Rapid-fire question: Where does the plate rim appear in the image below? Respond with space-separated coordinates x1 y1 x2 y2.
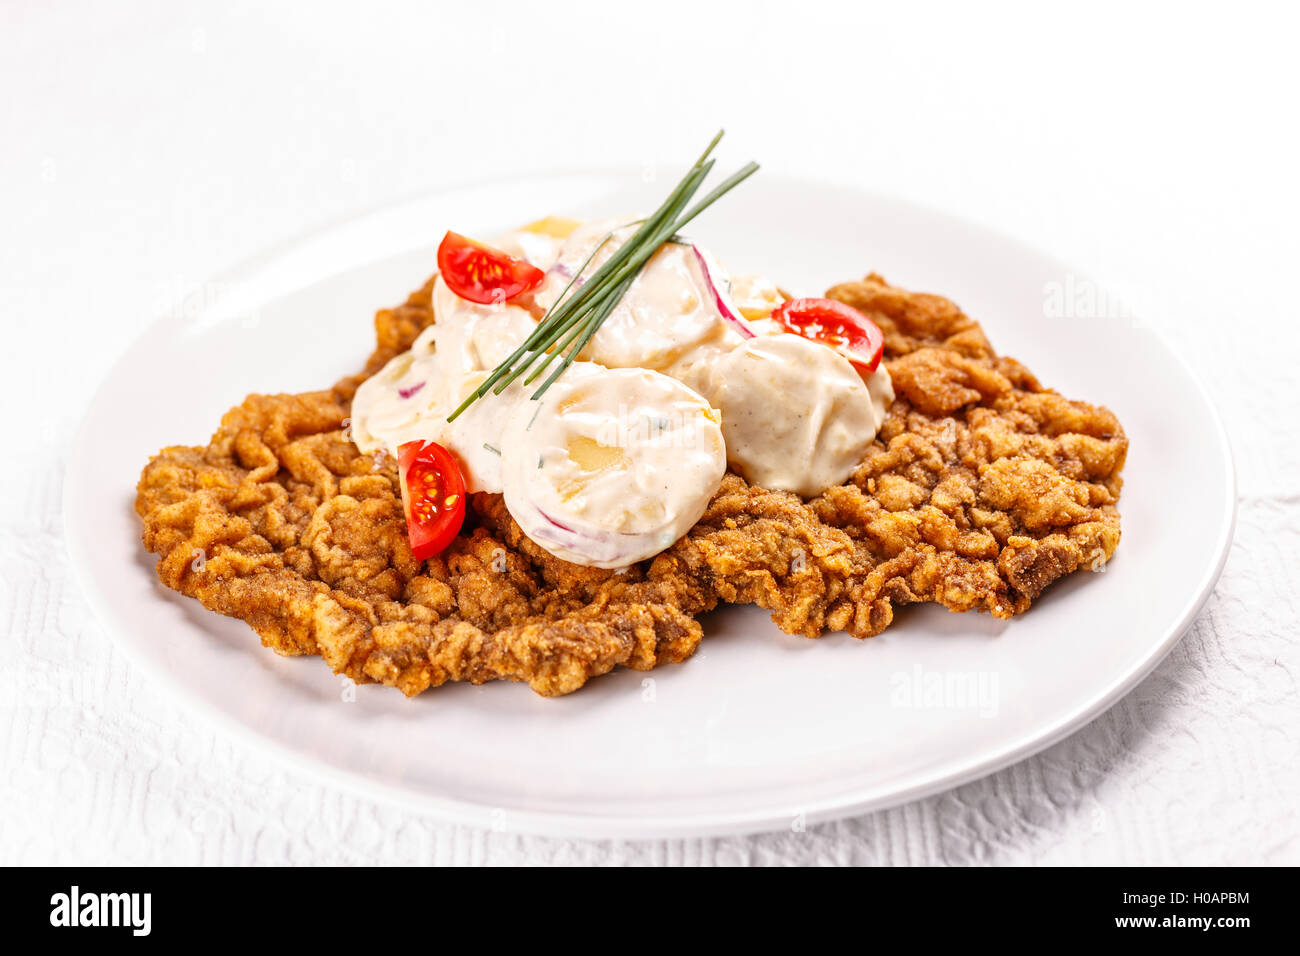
62 168 1238 840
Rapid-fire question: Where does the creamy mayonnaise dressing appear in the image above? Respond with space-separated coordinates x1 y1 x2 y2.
531 218 738 372
347 327 440 455
349 218 895 567
501 367 726 568
705 334 894 497
350 236 554 490
430 278 539 373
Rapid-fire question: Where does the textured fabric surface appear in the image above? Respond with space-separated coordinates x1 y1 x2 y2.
3 2 1297 865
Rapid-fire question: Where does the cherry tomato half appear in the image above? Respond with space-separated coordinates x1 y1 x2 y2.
771 297 885 375
436 231 545 305
396 440 467 560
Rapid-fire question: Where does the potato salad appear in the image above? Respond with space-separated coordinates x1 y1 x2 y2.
350 216 893 567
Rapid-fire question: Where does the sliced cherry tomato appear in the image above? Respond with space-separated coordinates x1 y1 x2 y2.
771 297 885 375
436 231 545 305
396 440 467 560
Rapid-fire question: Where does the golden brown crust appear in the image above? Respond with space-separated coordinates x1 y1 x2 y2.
135 272 1126 696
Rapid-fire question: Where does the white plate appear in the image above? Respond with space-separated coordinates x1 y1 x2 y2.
64 170 1235 839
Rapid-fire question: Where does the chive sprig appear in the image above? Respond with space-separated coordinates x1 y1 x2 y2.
445 130 757 422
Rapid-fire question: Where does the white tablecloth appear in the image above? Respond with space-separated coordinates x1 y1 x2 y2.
3 1 1296 865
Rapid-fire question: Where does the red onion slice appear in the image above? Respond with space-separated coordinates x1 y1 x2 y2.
538 508 577 534
690 244 755 339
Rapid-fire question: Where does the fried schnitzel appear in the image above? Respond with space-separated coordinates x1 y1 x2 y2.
135 272 1126 696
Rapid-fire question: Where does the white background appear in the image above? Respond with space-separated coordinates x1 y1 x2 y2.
3 0 1297 864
